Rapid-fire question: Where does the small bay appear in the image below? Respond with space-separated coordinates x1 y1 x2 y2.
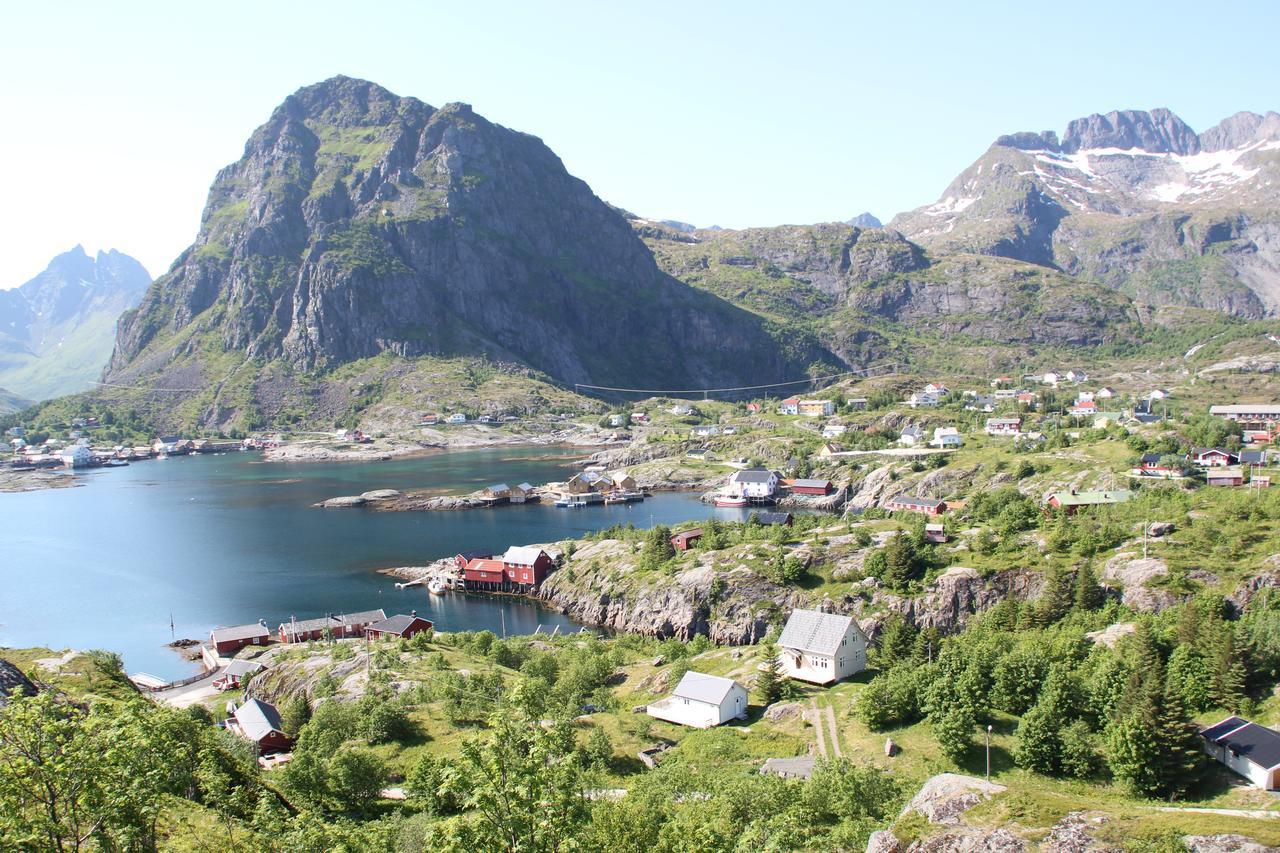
0 446 748 679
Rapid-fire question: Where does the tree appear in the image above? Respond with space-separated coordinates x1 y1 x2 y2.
459 710 590 850
993 644 1049 715
327 746 386 814
877 615 916 668
932 703 974 763
583 725 613 770
1209 630 1247 712
1059 720 1099 779
1036 563 1075 625
755 644 783 706
280 695 311 739
640 525 676 569
882 532 918 590
1073 562 1103 611
406 753 465 816
1014 702 1062 774
1165 645 1213 713
358 699 413 744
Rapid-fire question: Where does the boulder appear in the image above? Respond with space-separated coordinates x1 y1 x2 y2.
360 489 401 500
885 737 898 757
1085 622 1136 648
763 701 803 722
913 827 1026 852
865 830 902 853
902 773 1007 826
320 495 366 508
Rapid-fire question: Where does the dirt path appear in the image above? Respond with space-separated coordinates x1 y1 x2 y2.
808 700 828 759
1151 806 1279 819
823 704 843 759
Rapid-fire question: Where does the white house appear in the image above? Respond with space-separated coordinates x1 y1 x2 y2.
446 413 467 424
1199 716 1280 790
906 392 940 409
646 671 748 728
923 383 948 396
1096 387 1116 399
777 609 868 685
1066 369 1088 383
778 397 800 416
985 416 1022 437
1042 371 1062 386
608 414 624 427
928 427 963 448
1147 389 1169 401
728 468 778 499
898 424 925 447
59 445 93 468
670 404 693 416
821 422 847 439
690 425 720 438
1076 390 1095 403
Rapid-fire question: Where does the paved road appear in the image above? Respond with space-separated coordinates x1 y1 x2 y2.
151 667 223 708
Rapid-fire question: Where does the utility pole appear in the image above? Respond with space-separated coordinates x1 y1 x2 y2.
986 725 993 780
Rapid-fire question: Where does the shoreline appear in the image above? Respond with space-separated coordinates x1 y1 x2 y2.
263 424 622 464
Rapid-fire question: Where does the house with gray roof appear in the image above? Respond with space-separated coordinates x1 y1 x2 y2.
228 698 291 753
646 671 748 728
777 608 868 685
1200 716 1280 790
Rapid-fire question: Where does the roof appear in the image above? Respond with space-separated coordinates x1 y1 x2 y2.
466 558 506 573
760 756 815 778
224 660 264 678
1048 490 1134 507
889 495 945 509
457 548 493 561
756 512 792 525
1210 405 1280 415
503 546 547 565
211 623 270 643
1193 447 1235 457
792 479 832 489
1200 716 1249 742
731 468 776 484
777 609 859 656
367 614 430 635
487 483 511 492
281 609 387 635
671 671 742 705
1240 450 1266 464
234 699 285 743
1208 720 1280 770
672 527 703 540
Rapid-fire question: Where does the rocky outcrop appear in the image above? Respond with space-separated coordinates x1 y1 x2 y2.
0 658 38 706
860 567 1044 636
1227 556 1280 615
902 773 1006 825
1102 554 1184 612
1182 835 1274 853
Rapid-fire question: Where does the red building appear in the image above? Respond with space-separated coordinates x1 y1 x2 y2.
464 558 507 588
501 546 553 587
210 622 271 655
277 609 385 644
789 478 833 496
454 549 492 571
884 496 947 516
365 613 433 639
229 699 291 753
671 528 703 551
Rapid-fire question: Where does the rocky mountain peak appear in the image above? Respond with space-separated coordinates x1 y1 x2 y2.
1059 108 1200 155
845 212 883 228
1199 110 1280 152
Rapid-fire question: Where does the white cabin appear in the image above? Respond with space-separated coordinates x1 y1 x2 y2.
1199 716 1280 790
777 609 868 685
728 468 778 499
646 671 748 729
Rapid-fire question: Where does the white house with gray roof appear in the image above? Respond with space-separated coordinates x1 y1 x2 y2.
777 609 868 685
727 468 778 499
646 671 748 728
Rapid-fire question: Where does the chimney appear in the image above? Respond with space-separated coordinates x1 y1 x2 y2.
411 609 417 617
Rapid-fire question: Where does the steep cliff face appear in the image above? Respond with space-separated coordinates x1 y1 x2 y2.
892 108 1280 316
107 77 834 412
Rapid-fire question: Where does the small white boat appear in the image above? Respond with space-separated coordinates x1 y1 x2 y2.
713 493 747 508
427 578 448 596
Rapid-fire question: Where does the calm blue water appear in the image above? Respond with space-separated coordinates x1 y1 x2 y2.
0 447 752 678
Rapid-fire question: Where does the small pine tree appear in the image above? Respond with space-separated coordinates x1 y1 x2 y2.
584 725 613 770
755 643 783 706
1152 681 1204 800
281 694 312 739
1210 630 1247 712
877 615 917 668
1036 563 1075 624
1059 720 1099 779
1073 562 1103 611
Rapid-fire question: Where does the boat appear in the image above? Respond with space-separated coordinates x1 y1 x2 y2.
713 493 747 508
427 578 448 596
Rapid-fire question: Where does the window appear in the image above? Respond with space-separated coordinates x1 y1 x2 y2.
839 657 845 668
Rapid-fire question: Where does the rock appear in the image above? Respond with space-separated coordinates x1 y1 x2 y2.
913 827 1026 852
1085 622 1136 648
1039 811 1103 853
359 489 401 500
1102 555 1181 612
865 567 1041 637
1147 521 1175 537
865 829 901 853
1182 835 1273 853
651 656 666 667
1227 558 1280 615
884 737 898 757
763 701 802 722
901 773 1007 826
320 495 367 508
729 650 742 659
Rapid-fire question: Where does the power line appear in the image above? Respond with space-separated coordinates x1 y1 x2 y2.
572 362 900 396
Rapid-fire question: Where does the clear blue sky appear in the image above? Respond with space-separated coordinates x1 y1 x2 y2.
2 0 1276 285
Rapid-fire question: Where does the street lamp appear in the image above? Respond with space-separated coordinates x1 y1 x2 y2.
986 724 993 780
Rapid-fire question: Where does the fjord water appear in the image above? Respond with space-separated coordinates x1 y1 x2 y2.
0 447 744 679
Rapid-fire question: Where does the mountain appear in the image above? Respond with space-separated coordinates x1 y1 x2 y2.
0 387 31 415
891 109 1280 316
0 246 150 400
106 77 834 428
640 221 1139 365
845 212 882 228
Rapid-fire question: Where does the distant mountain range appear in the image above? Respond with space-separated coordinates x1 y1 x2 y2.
890 109 1280 316
79 87 1279 430
0 246 150 401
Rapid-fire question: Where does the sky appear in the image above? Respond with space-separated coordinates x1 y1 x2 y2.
1 0 1277 286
